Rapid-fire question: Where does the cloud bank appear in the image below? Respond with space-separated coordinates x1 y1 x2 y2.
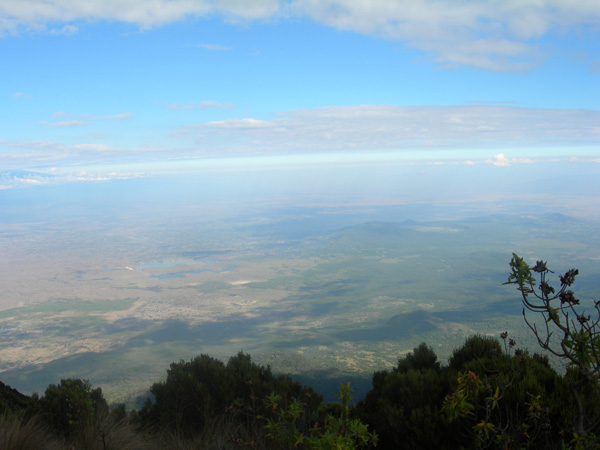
182 105 600 155
39 112 133 128
3 104 597 185
1 0 599 70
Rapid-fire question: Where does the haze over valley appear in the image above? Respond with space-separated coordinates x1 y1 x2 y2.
2 164 599 404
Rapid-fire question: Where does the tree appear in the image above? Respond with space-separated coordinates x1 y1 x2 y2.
355 343 456 449
30 378 108 439
139 352 321 439
397 342 441 373
505 253 600 449
442 334 569 449
262 383 378 450
447 335 502 371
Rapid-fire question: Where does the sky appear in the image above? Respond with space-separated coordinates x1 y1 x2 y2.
1 0 599 189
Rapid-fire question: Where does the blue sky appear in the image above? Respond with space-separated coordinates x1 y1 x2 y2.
1 1 599 188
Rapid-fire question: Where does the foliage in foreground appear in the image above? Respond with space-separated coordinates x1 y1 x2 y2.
260 382 378 449
505 254 600 449
0 414 63 450
0 336 589 450
137 351 322 440
355 336 575 449
1 253 599 449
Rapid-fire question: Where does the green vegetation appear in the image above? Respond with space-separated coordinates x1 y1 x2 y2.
354 342 455 449
190 280 230 293
260 382 378 449
504 254 600 449
1 253 599 448
0 335 594 449
0 380 28 414
0 298 136 318
441 335 570 449
4 214 600 404
138 351 321 439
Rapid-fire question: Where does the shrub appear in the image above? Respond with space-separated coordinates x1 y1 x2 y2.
0 413 63 450
30 378 108 439
139 351 321 439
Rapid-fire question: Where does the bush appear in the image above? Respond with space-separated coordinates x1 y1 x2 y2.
262 383 377 450
0 414 63 450
355 343 455 450
139 351 322 439
396 342 441 373
447 335 502 371
29 378 108 439
505 254 600 449
443 335 570 449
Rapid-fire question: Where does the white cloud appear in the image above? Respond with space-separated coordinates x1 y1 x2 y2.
167 101 234 110
3 105 600 179
41 112 132 126
87 132 108 139
1 1 599 70
0 168 145 189
71 170 144 181
486 153 535 166
12 92 24 98
204 118 276 129
291 0 600 70
72 143 114 151
181 105 600 155
167 103 195 110
50 24 78 35
0 139 160 184
21 178 43 184
73 113 133 121
0 0 279 31
197 43 232 51
43 120 91 128
488 153 511 166
198 101 234 109
94 113 133 121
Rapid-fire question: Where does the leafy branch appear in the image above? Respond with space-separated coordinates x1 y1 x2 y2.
505 254 600 449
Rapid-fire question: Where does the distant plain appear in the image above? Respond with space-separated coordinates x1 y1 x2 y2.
1 164 599 405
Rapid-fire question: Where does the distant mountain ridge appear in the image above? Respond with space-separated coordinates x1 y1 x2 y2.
334 212 581 230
